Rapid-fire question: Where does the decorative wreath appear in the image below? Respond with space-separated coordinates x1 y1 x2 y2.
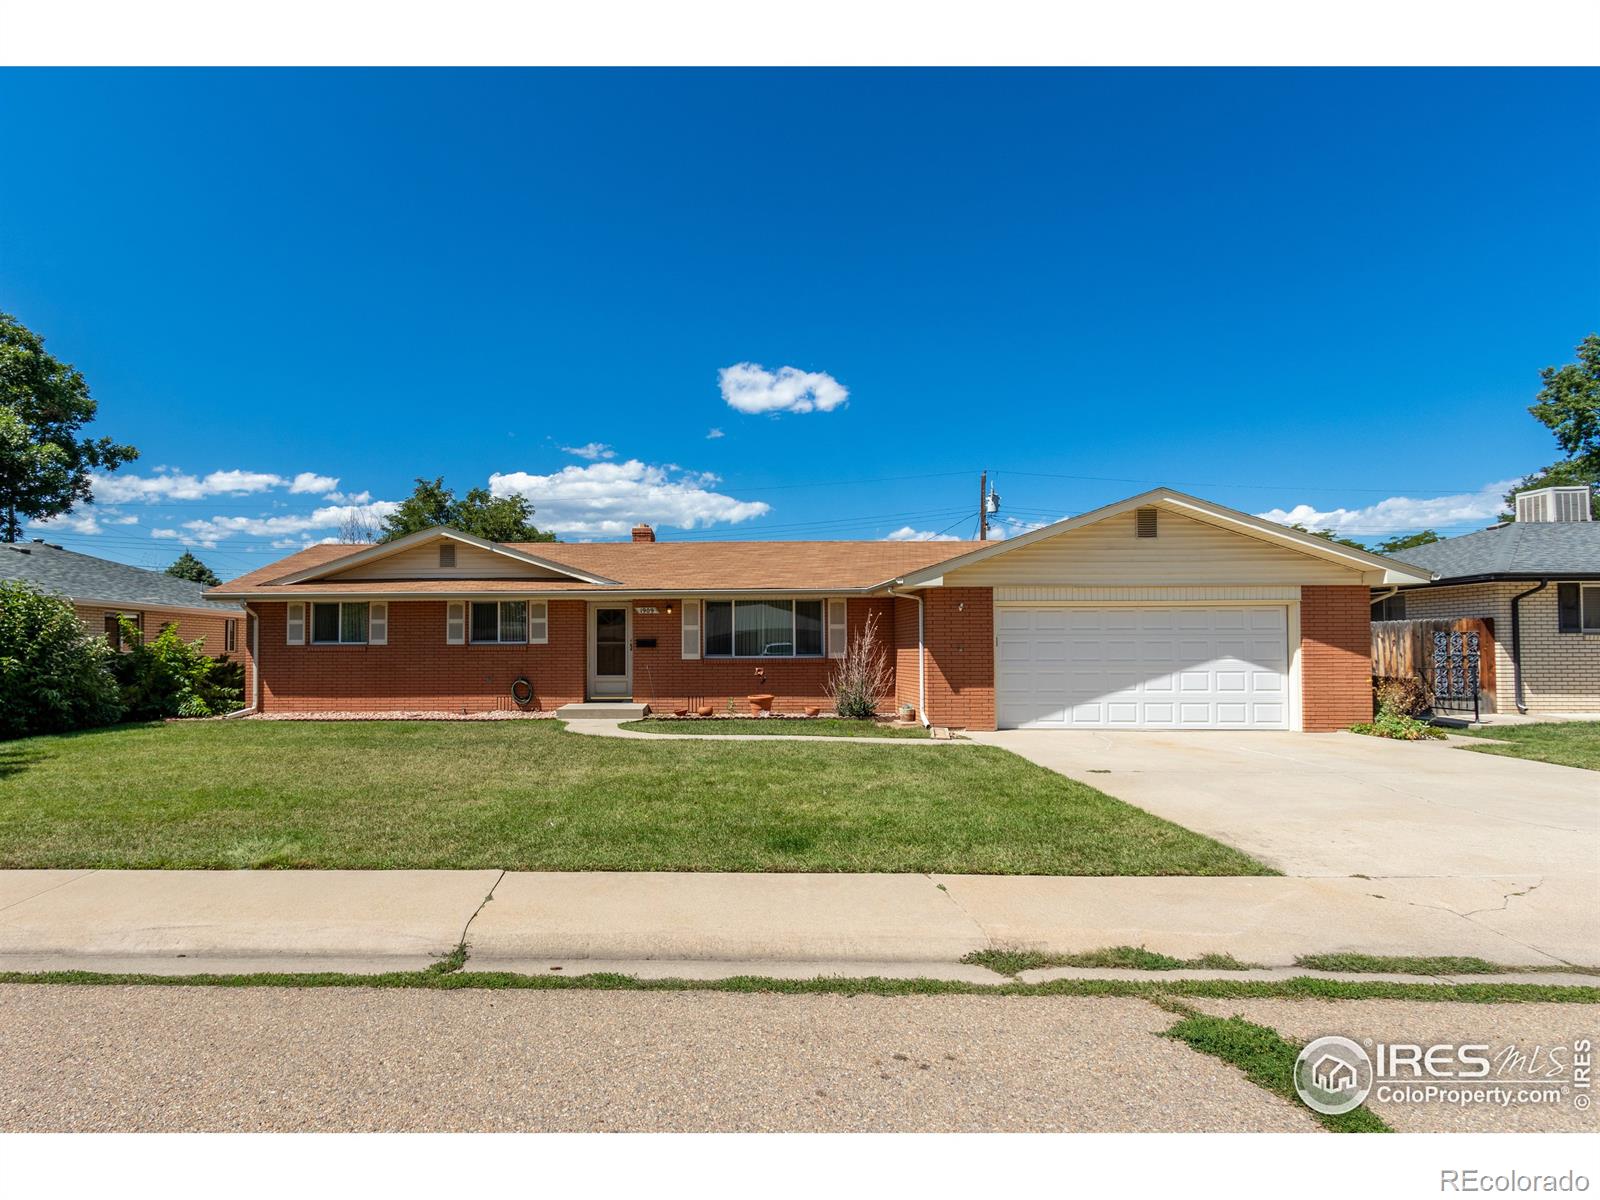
510 676 535 707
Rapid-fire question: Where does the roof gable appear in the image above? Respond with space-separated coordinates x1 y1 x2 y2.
892 489 1433 587
269 528 619 587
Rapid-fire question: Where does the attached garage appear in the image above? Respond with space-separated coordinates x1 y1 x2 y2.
995 604 1290 729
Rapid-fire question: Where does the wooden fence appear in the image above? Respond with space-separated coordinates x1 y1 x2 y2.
1371 617 1496 696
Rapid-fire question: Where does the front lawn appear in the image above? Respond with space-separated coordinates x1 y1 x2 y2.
620 718 930 738
0 721 1271 875
1453 721 1600 771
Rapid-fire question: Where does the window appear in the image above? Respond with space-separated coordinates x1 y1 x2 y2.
104 611 142 651
470 600 529 644
1584 585 1600 634
225 619 238 653
1372 592 1406 621
312 602 368 644
702 599 825 657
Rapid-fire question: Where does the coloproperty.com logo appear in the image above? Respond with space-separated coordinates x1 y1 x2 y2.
1293 1035 1593 1115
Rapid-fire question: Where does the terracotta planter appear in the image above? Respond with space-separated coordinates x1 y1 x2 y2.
673 708 688 717
804 706 821 718
747 693 775 714
696 705 714 717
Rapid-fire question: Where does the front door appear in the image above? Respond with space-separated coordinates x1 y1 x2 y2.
588 605 632 699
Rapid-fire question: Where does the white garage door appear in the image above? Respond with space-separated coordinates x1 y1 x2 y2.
996 606 1290 730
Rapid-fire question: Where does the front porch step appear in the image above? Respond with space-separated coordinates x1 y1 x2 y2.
555 702 650 721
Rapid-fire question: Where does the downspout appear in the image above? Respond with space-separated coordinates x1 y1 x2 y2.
1509 580 1548 714
885 586 931 727
224 603 261 718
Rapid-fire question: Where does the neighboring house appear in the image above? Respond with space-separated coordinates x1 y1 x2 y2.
1380 486 1600 715
1 538 249 664
209 487 1427 731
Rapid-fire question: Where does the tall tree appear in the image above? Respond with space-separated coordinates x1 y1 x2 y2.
164 551 221 588
1504 335 1600 521
1373 530 1440 554
1289 522 1368 551
378 477 555 543
0 311 138 541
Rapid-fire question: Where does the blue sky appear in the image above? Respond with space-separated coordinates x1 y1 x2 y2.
2 68 1596 577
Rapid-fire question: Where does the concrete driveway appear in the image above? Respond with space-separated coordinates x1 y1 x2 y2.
967 730 1598 880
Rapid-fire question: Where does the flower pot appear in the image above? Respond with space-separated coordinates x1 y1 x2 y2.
748 693 775 714
804 706 821 717
696 705 714 717
673 708 688 717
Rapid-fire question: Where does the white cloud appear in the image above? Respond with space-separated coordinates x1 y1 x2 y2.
289 472 340 494
1256 480 1517 536
154 501 400 549
93 468 347 503
27 508 140 536
489 459 770 537
886 526 961 542
561 442 616 461
706 428 724 439
324 490 371 504
719 363 848 415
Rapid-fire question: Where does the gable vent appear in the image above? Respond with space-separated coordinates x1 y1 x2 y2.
438 543 456 568
1135 507 1159 538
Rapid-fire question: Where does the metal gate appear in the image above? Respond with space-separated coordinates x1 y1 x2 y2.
1427 628 1481 721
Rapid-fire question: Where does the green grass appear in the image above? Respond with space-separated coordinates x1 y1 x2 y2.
1453 721 1600 771
0 720 1271 875
0 967 1592 1004
965 945 1262 976
1294 952 1600 977
619 718 930 738
1159 1005 1391 1132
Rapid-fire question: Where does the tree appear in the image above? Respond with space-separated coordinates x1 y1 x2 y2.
336 507 380 544
1503 335 1600 522
0 311 138 541
378 476 555 543
165 550 221 588
1529 333 1600 472
1373 530 1440 554
1288 522 1369 551
0 581 124 738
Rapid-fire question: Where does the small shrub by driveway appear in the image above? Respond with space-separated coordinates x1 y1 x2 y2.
1453 721 1600 771
619 718 930 738
0 720 1272 876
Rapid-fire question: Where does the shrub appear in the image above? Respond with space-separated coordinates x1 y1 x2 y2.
111 619 242 720
1373 675 1428 717
826 609 893 720
0 580 124 738
1351 701 1445 741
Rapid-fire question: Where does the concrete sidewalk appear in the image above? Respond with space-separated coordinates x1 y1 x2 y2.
1 868 1592 976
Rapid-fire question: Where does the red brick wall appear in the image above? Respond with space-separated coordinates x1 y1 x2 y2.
1300 584 1372 731
251 600 588 713
250 597 902 715
889 588 995 729
630 597 895 715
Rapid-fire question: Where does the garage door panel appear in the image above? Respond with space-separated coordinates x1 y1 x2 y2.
996 605 1289 730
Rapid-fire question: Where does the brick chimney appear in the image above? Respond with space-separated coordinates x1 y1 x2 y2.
631 524 656 543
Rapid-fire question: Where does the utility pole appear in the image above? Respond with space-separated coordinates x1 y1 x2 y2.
978 471 988 541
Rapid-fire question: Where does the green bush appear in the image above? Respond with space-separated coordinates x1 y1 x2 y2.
1351 701 1446 741
0 580 124 739
111 619 242 720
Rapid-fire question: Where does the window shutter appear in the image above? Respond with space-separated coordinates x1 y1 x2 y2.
446 600 465 645
1557 583 1581 633
528 600 548 644
368 602 388 645
827 598 848 658
681 599 700 659
286 602 305 645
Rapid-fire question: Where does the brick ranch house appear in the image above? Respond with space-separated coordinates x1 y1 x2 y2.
1 539 247 669
1378 485 1600 715
210 488 1430 731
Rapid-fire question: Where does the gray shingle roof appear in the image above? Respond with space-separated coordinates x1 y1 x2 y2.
1385 522 1600 581
0 541 244 612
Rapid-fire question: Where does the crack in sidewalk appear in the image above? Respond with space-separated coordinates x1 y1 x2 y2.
1366 876 1575 967
443 870 506 971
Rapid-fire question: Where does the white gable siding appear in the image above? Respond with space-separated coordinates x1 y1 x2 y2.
323 540 572 581
945 510 1364 587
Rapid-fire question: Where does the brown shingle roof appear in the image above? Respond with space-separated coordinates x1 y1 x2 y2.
212 538 979 596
